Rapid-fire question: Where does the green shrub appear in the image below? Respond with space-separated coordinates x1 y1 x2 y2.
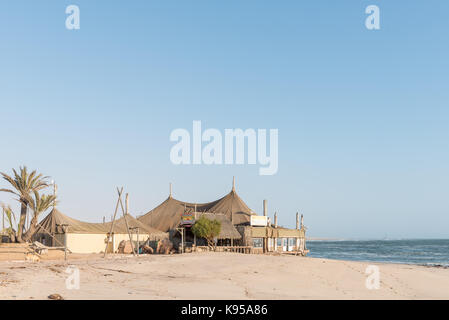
191 216 221 249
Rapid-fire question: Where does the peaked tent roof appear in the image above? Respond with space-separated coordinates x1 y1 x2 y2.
109 214 168 238
207 190 255 225
37 208 108 234
37 208 167 238
138 189 255 233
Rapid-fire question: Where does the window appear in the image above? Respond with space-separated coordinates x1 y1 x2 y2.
252 238 263 248
288 238 296 246
276 238 282 247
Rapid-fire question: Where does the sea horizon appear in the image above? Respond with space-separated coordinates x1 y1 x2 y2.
306 239 449 267
308 237 449 241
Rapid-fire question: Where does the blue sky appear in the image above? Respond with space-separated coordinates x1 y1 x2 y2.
0 1 448 239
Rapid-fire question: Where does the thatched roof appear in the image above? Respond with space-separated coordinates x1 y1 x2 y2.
37 208 167 239
37 208 108 234
111 215 167 239
197 213 241 240
138 189 255 232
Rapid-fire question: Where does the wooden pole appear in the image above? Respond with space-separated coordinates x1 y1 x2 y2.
296 212 299 230
103 187 123 258
118 192 136 256
176 227 184 254
230 211 234 247
64 231 67 261
35 222 72 253
53 183 58 209
126 193 129 214
137 227 139 255
263 200 267 252
61 224 69 261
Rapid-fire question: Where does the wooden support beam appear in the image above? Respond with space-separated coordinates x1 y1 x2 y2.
103 187 123 258
118 191 136 257
296 212 299 230
35 222 72 254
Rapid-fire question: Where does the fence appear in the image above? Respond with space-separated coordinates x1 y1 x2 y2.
195 245 252 254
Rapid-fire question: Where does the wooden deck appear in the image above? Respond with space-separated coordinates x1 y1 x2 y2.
194 246 253 254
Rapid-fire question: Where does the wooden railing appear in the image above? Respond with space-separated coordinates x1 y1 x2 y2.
195 246 252 254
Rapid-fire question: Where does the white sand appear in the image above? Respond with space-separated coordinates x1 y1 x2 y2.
0 252 448 300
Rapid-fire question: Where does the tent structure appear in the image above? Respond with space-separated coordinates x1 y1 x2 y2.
34 208 167 254
138 181 255 233
37 208 109 234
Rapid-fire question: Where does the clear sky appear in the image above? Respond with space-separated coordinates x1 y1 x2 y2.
0 1 448 239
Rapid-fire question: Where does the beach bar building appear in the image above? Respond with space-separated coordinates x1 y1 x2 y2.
34 208 167 254
237 211 307 254
138 178 308 255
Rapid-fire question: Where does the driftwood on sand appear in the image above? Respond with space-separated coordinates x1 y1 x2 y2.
48 294 64 300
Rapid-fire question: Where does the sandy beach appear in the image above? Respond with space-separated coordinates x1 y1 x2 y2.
0 251 448 300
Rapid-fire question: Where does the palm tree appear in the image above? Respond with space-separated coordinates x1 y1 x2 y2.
1 203 17 242
22 191 57 242
0 166 49 242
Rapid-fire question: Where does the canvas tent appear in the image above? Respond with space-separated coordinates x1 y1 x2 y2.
137 179 307 255
34 208 167 254
138 187 255 233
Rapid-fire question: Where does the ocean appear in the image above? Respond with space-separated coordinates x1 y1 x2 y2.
306 239 449 267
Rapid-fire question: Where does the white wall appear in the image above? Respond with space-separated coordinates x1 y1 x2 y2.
66 233 150 254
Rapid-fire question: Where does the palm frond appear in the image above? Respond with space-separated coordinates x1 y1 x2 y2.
27 192 57 218
0 173 19 191
1 203 16 229
0 166 49 197
0 188 18 196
